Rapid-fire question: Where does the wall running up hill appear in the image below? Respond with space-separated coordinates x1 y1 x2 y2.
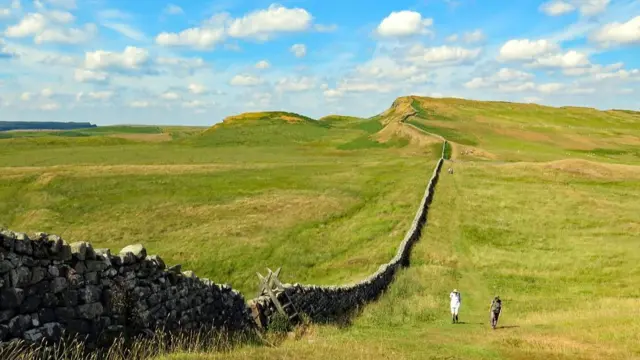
248 141 447 327
0 141 446 344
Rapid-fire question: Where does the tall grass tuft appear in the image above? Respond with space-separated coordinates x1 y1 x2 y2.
0 327 260 360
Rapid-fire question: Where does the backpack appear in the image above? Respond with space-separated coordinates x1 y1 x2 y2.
491 299 502 312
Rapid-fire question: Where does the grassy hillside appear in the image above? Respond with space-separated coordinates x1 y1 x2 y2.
1 98 639 359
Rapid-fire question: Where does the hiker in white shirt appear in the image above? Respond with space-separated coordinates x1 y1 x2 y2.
450 289 461 324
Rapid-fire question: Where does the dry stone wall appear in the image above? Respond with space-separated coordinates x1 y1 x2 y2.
0 233 253 346
249 141 447 326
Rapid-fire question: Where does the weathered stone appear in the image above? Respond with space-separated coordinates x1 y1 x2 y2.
69 242 88 261
1 230 15 251
0 324 8 341
78 286 101 304
31 267 46 285
48 265 60 278
14 233 33 255
0 288 24 309
86 260 108 272
77 302 103 320
0 260 14 274
168 264 182 273
19 295 41 314
0 309 15 323
23 327 44 342
85 271 98 285
74 261 87 274
31 313 40 327
54 307 76 321
8 314 31 336
146 255 166 270
59 290 78 307
42 293 58 307
119 253 135 265
11 266 31 287
43 322 62 340
38 308 56 323
50 277 68 293
120 244 146 260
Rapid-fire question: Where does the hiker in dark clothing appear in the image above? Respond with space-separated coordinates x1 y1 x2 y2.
489 296 502 329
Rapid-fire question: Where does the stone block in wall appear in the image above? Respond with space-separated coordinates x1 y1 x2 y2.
50 277 68 293
0 288 24 310
119 244 146 261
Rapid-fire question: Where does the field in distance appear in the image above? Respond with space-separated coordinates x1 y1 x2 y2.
2 97 639 359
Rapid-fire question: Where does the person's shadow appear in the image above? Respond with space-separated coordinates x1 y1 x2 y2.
495 325 520 329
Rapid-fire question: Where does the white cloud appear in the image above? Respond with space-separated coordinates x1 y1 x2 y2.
498 39 559 61
20 92 32 101
446 34 459 42
406 45 482 66
86 91 113 100
155 27 225 50
465 68 534 89
74 68 109 83
537 83 565 93
290 43 307 58
0 8 11 18
156 56 205 69
85 46 149 70
227 4 312 40
540 1 575 16
39 54 76 66
376 10 433 37
44 0 76 9
540 0 609 16
463 30 485 43
529 50 590 68
323 89 343 99
230 74 264 86
255 60 270 69
188 83 207 94
497 82 536 92
103 23 146 41
5 13 46 37
46 10 74 23
40 102 60 110
562 62 623 76
129 100 150 108
314 24 337 32
594 68 640 81
164 4 184 15
160 91 180 100
41 88 54 97
5 12 96 44
590 16 640 47
275 76 316 92
34 24 97 44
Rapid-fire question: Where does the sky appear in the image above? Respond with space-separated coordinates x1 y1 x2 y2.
0 0 639 126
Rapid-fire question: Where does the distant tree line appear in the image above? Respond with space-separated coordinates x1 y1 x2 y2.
0 121 97 131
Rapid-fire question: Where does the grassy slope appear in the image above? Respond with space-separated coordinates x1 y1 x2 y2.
160 99 640 359
0 112 434 295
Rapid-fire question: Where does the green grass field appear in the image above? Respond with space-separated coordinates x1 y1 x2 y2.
2 98 639 359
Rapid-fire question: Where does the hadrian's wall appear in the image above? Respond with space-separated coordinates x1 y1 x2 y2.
0 140 447 344
249 141 447 326
0 235 252 345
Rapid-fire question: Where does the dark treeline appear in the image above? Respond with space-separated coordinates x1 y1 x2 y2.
0 121 97 131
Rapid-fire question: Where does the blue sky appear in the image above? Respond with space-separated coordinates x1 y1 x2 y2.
0 0 638 125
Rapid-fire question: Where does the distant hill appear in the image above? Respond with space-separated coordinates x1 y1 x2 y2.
0 121 97 132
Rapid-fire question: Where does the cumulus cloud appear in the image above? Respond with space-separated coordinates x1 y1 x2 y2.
406 45 482 66
540 1 576 16
160 91 180 100
188 83 207 94
376 10 433 37
498 39 559 61
78 91 114 101
314 24 337 32
528 50 590 68
5 12 96 44
290 44 307 58
230 74 263 86
85 46 149 71
156 27 225 50
255 60 270 69
465 68 535 89
275 76 316 92
74 68 109 83
540 0 609 16
227 4 312 40
590 16 640 47
463 30 485 43
40 102 60 110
